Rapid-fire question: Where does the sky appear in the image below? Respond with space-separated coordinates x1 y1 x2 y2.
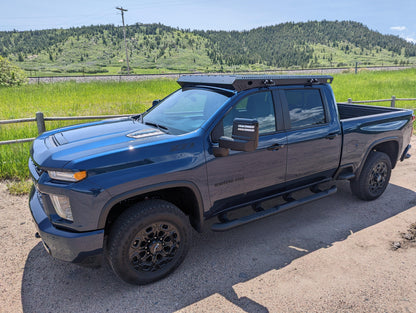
0 0 415 43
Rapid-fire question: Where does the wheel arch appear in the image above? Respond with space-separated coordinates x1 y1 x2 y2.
98 181 205 233
356 138 399 178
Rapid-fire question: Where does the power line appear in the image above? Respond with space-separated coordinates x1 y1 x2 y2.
116 6 130 75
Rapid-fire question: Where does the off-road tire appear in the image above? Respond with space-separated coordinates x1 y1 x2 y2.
350 151 392 201
107 199 191 285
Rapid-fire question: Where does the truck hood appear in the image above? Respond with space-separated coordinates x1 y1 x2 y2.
32 117 171 169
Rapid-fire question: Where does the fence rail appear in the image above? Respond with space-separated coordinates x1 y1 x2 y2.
338 96 416 108
0 113 132 145
1 96 415 146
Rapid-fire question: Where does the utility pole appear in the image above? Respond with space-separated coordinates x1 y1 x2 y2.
116 6 130 74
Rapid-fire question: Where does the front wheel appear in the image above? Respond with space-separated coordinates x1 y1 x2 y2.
107 199 191 285
350 151 392 201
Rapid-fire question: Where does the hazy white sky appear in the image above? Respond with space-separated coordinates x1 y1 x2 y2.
0 0 415 43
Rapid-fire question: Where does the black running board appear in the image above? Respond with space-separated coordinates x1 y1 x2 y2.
211 186 337 232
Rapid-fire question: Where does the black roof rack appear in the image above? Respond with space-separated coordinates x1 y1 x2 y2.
177 75 333 92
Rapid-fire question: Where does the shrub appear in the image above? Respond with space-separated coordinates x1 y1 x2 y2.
0 56 27 87
119 65 134 74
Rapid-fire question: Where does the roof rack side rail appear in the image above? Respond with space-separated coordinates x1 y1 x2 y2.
177 75 333 92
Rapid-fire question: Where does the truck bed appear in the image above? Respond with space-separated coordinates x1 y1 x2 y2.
337 103 404 120
338 102 413 175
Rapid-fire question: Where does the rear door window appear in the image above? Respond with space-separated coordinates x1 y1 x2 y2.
283 89 326 129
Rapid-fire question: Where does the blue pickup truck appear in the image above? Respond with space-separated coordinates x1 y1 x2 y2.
29 75 413 284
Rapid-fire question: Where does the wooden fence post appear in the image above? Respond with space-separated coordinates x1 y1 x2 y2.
36 112 46 134
348 98 353 104
391 95 396 107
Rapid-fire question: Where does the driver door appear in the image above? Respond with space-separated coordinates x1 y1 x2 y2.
205 90 287 214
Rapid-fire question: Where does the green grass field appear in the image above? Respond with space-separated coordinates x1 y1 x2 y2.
0 69 415 193
0 79 178 183
332 68 416 107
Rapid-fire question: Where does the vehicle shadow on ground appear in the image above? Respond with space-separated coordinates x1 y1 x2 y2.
21 181 416 313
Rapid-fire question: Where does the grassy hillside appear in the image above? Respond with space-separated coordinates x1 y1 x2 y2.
1 21 415 76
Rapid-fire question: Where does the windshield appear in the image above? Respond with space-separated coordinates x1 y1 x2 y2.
142 88 230 135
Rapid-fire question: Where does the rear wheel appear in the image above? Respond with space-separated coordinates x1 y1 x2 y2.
107 199 191 285
350 151 392 201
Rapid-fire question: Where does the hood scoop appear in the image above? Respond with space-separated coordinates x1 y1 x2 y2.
127 128 164 139
48 133 69 147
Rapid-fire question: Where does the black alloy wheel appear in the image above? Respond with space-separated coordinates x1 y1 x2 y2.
129 222 181 273
107 199 191 285
367 160 389 196
350 151 392 201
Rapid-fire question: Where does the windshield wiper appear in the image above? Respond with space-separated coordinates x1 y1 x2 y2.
130 114 142 121
144 121 170 134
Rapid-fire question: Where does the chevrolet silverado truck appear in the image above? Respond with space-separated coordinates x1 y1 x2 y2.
29 75 414 285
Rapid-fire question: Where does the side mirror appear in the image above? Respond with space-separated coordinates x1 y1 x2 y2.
218 118 259 153
152 99 161 107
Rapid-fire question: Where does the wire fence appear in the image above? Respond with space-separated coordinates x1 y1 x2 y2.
1 96 415 146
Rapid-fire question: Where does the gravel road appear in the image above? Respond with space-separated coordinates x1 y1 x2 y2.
1 137 415 313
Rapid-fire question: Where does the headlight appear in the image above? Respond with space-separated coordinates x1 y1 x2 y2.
48 170 87 182
49 194 73 221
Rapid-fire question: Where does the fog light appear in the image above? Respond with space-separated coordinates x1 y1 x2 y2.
49 194 73 221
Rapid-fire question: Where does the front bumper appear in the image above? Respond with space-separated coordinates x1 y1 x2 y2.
29 186 104 264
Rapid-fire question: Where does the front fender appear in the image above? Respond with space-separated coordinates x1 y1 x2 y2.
97 180 205 232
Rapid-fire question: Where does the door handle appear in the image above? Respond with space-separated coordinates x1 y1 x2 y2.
326 133 337 140
267 143 285 151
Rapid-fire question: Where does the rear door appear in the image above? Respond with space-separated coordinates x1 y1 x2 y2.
278 86 342 184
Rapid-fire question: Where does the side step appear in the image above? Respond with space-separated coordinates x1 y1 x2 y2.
211 186 337 232
337 172 355 180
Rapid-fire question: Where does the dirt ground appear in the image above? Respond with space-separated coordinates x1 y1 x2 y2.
1 137 416 313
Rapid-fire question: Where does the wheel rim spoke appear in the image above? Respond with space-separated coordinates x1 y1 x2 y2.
368 161 388 194
129 222 180 272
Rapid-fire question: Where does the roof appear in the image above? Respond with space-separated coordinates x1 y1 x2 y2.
177 75 333 92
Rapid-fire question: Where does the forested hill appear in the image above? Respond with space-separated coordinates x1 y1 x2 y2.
0 20 415 75
197 21 416 68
